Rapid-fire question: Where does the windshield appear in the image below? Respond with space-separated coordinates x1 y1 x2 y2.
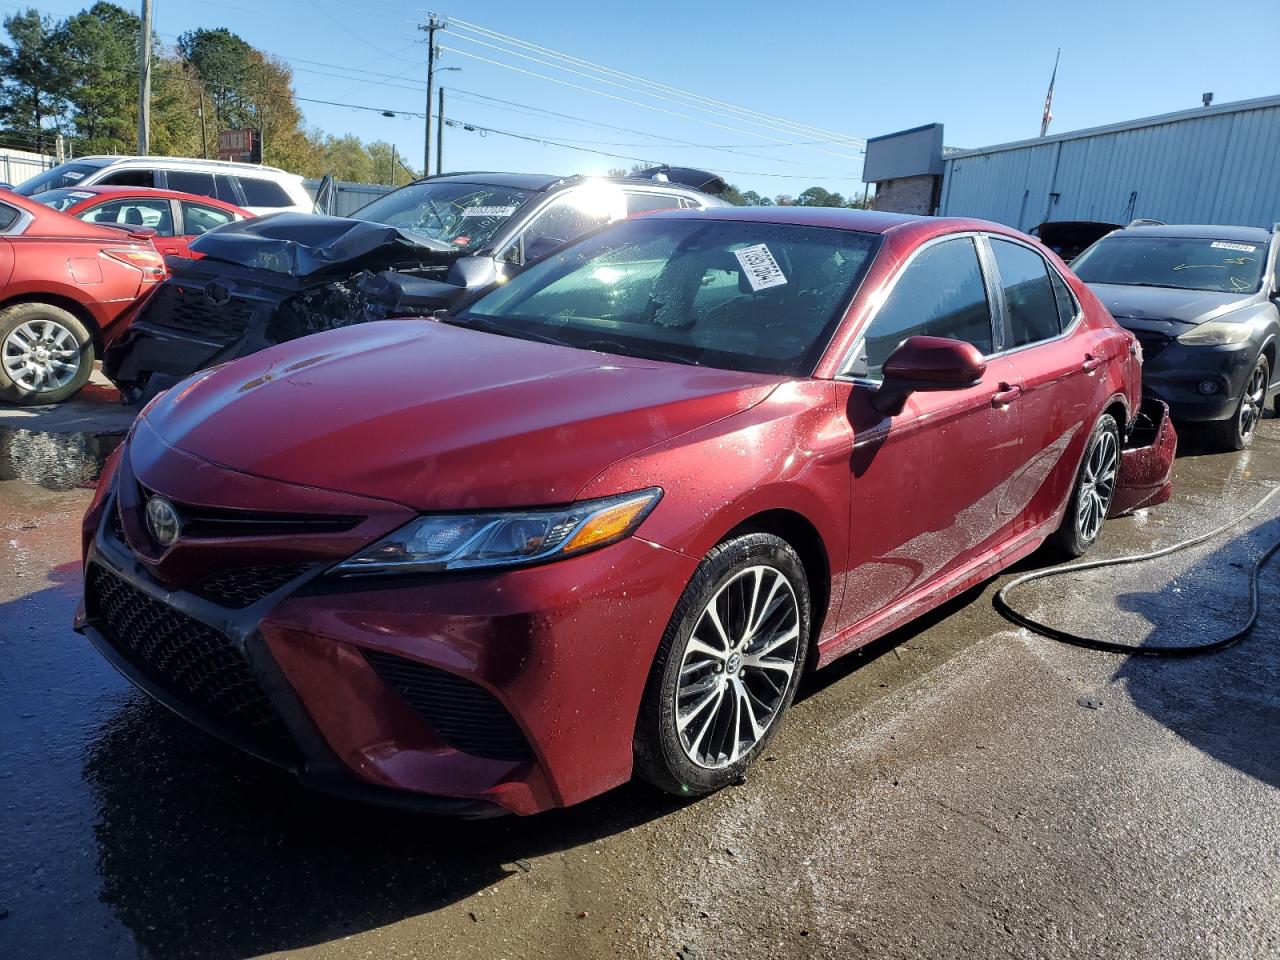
13 161 105 196
352 181 532 250
457 217 879 376
30 187 97 212
1073 235 1267 294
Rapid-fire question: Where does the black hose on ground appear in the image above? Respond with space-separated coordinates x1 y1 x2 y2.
994 483 1280 657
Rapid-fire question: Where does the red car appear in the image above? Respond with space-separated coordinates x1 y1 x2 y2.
29 184 249 259
76 207 1176 815
0 189 167 405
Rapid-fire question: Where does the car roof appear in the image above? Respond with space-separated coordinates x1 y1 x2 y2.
76 155 293 177
410 171 727 198
58 185 244 206
1113 223 1272 243
641 205 942 234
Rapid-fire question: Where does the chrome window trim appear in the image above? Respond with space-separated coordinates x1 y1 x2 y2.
0 202 34 236
834 231 998 383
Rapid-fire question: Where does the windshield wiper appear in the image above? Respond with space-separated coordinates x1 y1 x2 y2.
583 339 699 366
443 315 570 347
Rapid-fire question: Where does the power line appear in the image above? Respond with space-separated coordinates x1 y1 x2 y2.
439 32 864 163
445 15 866 149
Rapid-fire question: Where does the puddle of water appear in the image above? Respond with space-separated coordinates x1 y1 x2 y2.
0 427 125 492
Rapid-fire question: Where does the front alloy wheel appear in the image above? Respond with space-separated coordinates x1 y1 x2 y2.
635 533 810 797
1207 356 1269 451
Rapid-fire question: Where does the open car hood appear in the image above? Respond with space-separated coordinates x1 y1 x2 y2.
188 212 457 278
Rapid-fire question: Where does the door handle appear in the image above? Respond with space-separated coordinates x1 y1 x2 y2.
991 383 1022 407
1082 354 1103 373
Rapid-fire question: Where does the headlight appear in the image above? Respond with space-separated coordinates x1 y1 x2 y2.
333 488 662 576
1176 321 1253 346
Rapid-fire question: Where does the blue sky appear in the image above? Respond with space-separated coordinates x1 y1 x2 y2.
10 0 1279 195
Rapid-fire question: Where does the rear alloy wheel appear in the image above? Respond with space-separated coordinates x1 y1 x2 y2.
1050 413 1120 558
634 533 810 797
0 303 94 406
1206 355 1269 452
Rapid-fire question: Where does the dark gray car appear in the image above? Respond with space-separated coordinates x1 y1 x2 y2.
1072 222 1280 450
104 168 729 403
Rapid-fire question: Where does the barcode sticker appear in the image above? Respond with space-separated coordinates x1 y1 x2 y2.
461 205 517 218
68 191 95 199
1210 241 1257 252
734 243 787 292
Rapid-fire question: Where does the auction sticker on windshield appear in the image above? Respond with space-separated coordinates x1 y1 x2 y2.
734 243 787 292
462 206 518 218
1210 241 1257 253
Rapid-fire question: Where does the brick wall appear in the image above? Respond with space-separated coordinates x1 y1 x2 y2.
872 175 940 216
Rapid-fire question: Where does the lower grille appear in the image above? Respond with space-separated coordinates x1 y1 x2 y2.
86 564 296 760
363 649 532 761
193 563 314 608
148 284 256 342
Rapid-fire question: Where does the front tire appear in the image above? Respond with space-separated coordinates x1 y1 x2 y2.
0 303 95 405
634 533 811 797
1050 413 1120 558
1206 355 1269 452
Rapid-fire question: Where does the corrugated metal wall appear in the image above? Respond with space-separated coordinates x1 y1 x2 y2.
939 96 1280 229
302 178 394 217
0 148 56 187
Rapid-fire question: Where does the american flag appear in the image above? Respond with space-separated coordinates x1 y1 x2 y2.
1041 49 1061 137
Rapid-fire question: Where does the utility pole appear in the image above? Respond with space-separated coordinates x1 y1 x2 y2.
137 0 153 155
390 144 396 187
198 88 209 159
436 87 445 175
419 13 442 177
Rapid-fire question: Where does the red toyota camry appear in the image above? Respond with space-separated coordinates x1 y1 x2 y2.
76 207 1176 816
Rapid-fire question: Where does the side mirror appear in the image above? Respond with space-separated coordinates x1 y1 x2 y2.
446 255 498 289
872 335 987 415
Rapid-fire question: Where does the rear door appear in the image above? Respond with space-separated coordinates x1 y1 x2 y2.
986 235 1107 537
836 234 1027 633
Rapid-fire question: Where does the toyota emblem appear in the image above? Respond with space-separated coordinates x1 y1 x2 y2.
145 496 181 548
204 281 232 307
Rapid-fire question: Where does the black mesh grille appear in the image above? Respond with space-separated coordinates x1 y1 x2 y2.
148 284 256 342
363 649 532 761
86 564 296 760
193 563 313 608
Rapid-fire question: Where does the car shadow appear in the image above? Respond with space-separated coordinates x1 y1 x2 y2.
1110 512 1280 789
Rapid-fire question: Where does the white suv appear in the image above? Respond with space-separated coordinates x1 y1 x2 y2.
11 156 313 216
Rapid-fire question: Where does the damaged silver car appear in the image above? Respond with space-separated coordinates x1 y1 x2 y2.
104 168 729 403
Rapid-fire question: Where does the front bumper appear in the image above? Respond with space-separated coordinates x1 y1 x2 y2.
1110 398 1178 517
75 449 696 815
1132 334 1258 422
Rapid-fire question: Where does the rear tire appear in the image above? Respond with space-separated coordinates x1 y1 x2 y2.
634 533 811 797
1205 355 1268 452
1050 413 1120 558
0 303 95 406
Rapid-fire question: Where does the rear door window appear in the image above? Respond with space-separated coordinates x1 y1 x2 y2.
990 239 1061 348
214 175 240 204
97 168 156 188
1049 268 1078 330
180 201 236 236
166 170 217 200
236 177 292 208
859 236 994 378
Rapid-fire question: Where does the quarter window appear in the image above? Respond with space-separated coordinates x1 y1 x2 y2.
860 237 993 378
991 239 1060 348
0 202 18 231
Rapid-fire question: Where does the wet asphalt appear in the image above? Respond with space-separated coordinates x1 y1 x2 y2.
1 379 1278 960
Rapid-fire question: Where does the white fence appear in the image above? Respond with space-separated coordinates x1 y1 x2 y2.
0 147 56 187
303 178 395 217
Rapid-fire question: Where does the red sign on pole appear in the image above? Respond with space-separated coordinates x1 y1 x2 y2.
217 129 261 163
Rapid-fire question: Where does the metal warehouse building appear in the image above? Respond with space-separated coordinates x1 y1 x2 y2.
868 94 1280 231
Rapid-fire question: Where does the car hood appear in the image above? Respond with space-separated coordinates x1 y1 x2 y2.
1086 282 1252 326
142 320 782 510
188 211 458 278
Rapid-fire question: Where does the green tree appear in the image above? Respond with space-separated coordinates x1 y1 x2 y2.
178 27 255 130
0 9 69 154
56 2 139 153
738 190 773 206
